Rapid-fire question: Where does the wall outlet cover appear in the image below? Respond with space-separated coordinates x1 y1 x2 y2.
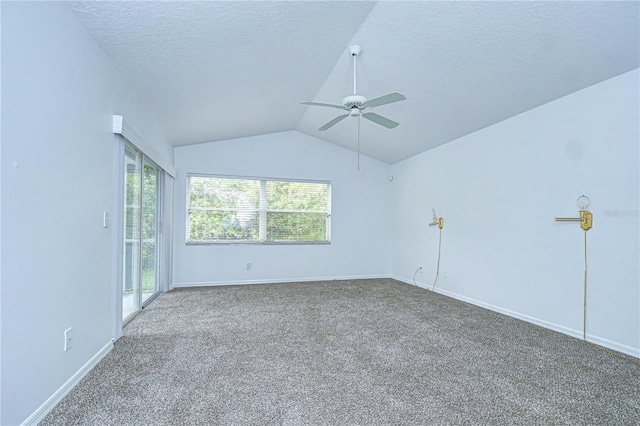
64 327 73 351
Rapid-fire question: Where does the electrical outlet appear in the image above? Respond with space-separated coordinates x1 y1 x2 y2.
246 262 252 271
64 327 73 351
442 269 448 279
419 266 423 273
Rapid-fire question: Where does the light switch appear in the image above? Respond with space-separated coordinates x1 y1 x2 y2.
103 212 110 228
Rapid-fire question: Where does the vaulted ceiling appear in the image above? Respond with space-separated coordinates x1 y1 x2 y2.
69 1 639 164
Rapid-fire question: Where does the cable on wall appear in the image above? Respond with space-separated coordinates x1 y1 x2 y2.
429 209 444 291
582 230 587 341
580 229 635 361
432 227 443 292
413 266 422 287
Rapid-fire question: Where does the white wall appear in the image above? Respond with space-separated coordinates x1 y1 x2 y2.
1 3 172 425
173 131 392 286
390 69 640 356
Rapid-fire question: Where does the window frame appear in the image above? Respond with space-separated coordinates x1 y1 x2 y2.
185 174 332 245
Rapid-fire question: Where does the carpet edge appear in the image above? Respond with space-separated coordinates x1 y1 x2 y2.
172 274 391 288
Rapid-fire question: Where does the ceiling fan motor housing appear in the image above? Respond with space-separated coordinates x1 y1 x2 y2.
343 94 367 111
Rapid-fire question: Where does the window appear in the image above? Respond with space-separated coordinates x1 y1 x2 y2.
186 175 331 244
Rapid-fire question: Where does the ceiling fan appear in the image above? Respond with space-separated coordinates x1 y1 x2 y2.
301 45 406 131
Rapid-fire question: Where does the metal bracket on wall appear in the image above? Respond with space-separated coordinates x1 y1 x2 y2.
554 210 593 231
554 195 593 231
429 209 444 229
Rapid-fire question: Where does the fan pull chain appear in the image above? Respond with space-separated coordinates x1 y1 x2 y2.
357 114 361 171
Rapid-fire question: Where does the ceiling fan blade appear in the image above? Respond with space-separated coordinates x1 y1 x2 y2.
301 101 347 110
319 114 349 131
362 112 400 129
362 92 406 108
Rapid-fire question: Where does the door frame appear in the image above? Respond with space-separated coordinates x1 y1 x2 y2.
112 134 171 339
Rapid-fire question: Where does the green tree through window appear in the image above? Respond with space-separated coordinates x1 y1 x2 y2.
186 176 331 244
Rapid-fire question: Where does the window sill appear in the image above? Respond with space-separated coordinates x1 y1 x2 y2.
186 241 331 246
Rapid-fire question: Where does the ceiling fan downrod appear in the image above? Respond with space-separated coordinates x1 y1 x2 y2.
350 44 361 96
350 45 362 171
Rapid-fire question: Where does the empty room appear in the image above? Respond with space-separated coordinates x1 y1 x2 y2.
1 1 639 425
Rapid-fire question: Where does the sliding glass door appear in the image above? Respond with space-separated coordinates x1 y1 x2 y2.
141 159 159 305
123 145 141 320
123 143 161 323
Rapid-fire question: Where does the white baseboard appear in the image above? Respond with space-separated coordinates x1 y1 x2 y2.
22 340 114 426
390 275 640 358
172 274 390 288
579 333 640 358
390 274 428 288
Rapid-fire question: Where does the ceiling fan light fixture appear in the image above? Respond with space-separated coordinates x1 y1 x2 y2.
349 108 360 117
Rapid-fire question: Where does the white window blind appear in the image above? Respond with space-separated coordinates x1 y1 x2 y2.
186 175 331 244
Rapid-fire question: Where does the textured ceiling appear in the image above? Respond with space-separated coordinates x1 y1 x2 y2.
69 1 639 164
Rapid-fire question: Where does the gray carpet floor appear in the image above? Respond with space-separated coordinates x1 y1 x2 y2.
41 279 640 425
